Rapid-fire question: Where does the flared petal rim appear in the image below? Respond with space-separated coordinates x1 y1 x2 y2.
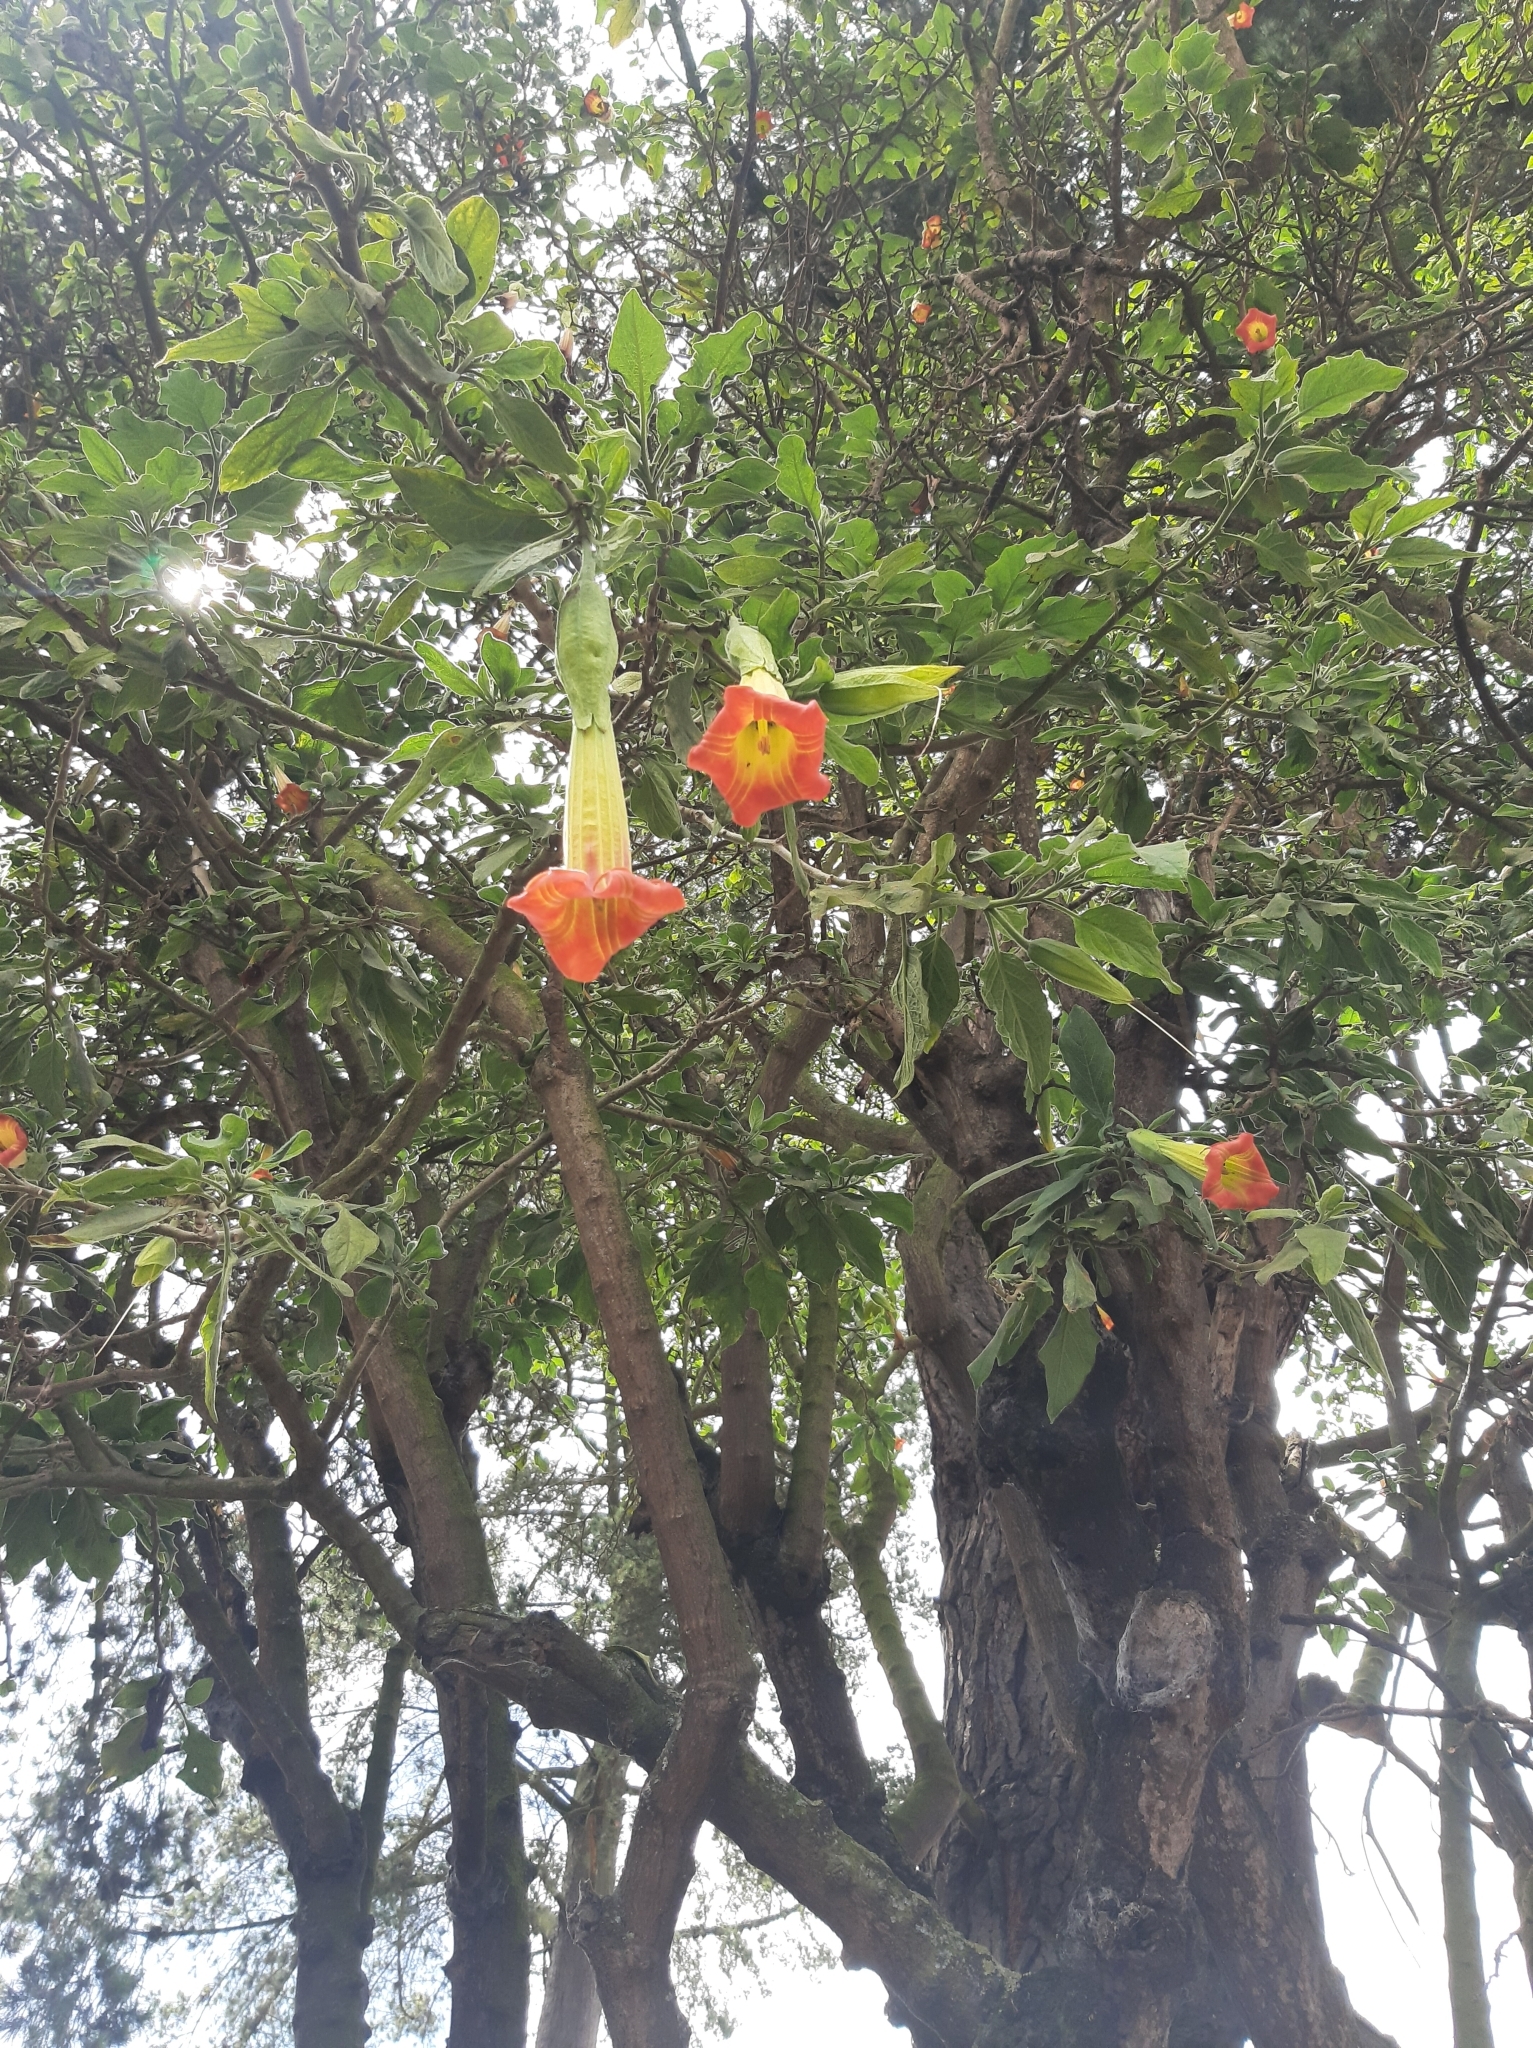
1201 1133 1280 1211
686 684 831 828
506 867 685 982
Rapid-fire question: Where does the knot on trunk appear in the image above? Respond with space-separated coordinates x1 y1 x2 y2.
1115 1589 1217 1710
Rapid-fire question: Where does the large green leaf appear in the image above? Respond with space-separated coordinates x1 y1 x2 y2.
1058 1005 1115 1125
1040 1307 1100 1420
220 387 337 491
609 289 670 413
1297 351 1406 425
1026 940 1132 1006
446 194 500 300
391 467 555 551
978 949 1054 1099
1071 904 1178 989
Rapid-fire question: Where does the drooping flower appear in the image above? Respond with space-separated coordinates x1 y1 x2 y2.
274 769 310 817
911 299 932 326
584 88 611 120
1227 3 1255 25
920 214 942 251
1235 306 1278 353
505 558 684 981
755 108 773 139
1202 1133 1280 1212
0 1114 26 1168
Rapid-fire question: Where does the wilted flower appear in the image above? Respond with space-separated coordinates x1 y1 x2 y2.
1235 306 1277 353
920 214 942 250
0 1114 26 1168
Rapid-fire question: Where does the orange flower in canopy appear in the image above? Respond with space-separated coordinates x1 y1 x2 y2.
0 1114 26 1168
274 769 310 816
1201 1133 1280 1212
1235 306 1277 354
584 88 611 119
755 108 773 139
687 683 831 828
911 299 932 326
1227 2 1255 25
920 214 942 250
506 867 684 982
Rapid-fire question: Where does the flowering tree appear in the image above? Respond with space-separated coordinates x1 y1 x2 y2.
2 3 1533 2046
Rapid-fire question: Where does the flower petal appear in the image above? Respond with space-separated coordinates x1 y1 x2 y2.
1201 1133 1280 1211
686 685 831 828
507 867 685 982
0 1114 27 1169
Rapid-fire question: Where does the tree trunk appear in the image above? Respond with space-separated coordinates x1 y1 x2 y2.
536 1747 627 2048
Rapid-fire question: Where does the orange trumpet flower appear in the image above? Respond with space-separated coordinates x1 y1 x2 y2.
755 108 773 139
1201 1133 1280 1212
1235 306 1278 353
688 682 830 828
583 88 611 120
0 1114 27 1168
274 769 310 816
920 214 942 250
1227 3 1255 25
911 299 932 326
505 558 684 981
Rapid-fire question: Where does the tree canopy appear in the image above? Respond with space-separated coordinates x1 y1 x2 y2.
2 1 1533 2045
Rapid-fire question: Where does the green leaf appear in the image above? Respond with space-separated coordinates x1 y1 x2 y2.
816 664 958 721
1369 1183 1445 1248
452 308 519 356
1297 351 1406 425
1296 1223 1350 1285
892 942 932 1094
1273 444 1383 492
396 192 466 296
745 1260 790 1336
1388 915 1443 977
160 365 226 430
609 289 670 414
99 1717 162 1784
78 425 129 483
445 194 500 300
831 1205 887 1284
1254 522 1315 585
161 317 260 364
1026 940 1132 1006
220 387 337 491
607 0 642 44
131 1235 179 1288
1323 1281 1387 1375
177 1727 224 1801
822 725 883 787
978 950 1053 1100
1058 1005 1115 1125
322 1206 380 1279
687 312 764 387
1040 1307 1100 1421
968 1285 1050 1387
496 394 579 477
1071 904 1178 989
55 1201 175 1245
917 936 961 1035
775 433 822 519
1062 1248 1097 1312
391 467 555 552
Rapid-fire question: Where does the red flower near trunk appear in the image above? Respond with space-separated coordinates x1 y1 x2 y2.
687 684 830 828
1228 3 1255 26
0 1115 26 1168
1235 306 1277 353
1201 1134 1280 1211
505 867 684 983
